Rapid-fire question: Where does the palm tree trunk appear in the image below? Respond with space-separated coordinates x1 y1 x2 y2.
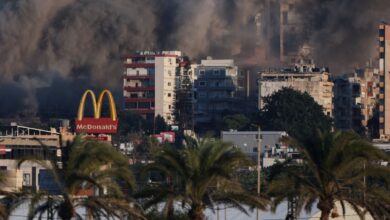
320 209 331 220
317 199 333 220
189 204 204 220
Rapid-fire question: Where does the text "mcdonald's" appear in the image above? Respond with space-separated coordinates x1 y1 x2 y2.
75 89 118 134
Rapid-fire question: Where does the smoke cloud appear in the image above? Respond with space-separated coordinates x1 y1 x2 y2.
297 0 390 72
0 0 389 117
0 0 262 117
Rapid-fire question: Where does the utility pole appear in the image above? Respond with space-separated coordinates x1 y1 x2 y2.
256 125 262 220
47 196 54 220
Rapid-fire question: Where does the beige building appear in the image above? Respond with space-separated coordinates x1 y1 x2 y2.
359 68 379 128
259 61 334 117
123 51 182 124
333 68 379 135
0 124 63 192
379 23 390 139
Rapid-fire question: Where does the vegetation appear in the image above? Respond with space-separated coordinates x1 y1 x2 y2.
118 111 168 136
136 137 268 220
267 131 390 220
222 114 250 131
0 114 389 219
3 136 144 220
260 87 332 141
131 134 161 163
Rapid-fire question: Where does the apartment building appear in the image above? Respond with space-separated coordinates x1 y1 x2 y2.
333 68 379 135
123 51 182 124
259 60 334 117
379 23 390 139
194 58 243 126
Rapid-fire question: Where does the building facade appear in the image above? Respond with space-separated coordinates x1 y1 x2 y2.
379 23 390 139
0 124 62 192
194 59 243 126
221 131 288 164
333 68 379 135
259 60 334 117
123 51 182 125
175 57 196 130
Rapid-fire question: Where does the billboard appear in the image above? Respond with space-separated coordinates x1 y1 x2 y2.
75 90 118 134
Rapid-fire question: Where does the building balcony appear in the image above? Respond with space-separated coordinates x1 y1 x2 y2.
131 108 155 114
204 86 236 91
123 75 154 80
125 98 154 103
124 86 155 92
124 63 154 68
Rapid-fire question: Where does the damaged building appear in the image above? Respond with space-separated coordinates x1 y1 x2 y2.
333 67 379 135
258 59 333 117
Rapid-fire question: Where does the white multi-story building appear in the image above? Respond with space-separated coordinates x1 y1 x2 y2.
123 51 182 124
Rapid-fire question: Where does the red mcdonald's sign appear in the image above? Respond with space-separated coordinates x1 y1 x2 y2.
75 90 118 134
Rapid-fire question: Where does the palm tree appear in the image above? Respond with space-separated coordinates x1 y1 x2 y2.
137 137 268 220
0 170 13 219
13 136 144 220
267 131 390 220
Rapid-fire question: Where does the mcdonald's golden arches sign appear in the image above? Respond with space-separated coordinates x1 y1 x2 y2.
75 89 118 134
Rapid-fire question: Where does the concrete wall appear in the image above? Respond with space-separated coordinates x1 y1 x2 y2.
0 159 51 192
155 56 177 124
0 169 23 192
259 72 333 117
221 131 287 161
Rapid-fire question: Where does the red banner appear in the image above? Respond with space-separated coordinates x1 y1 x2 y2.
75 118 118 134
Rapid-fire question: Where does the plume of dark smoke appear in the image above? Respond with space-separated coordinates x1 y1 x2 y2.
297 0 390 72
0 0 262 117
1 0 389 117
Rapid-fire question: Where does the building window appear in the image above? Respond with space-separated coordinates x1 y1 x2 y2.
167 116 171 120
168 105 171 109
213 70 220 75
167 93 172 97
198 92 206 98
168 82 171 86
199 70 205 75
130 93 138 98
125 102 137 109
199 81 207 86
136 70 140 75
23 173 31 186
168 70 172 76
151 102 155 108
139 102 150 108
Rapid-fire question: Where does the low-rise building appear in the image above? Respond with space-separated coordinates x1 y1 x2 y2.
221 130 288 165
0 124 62 192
